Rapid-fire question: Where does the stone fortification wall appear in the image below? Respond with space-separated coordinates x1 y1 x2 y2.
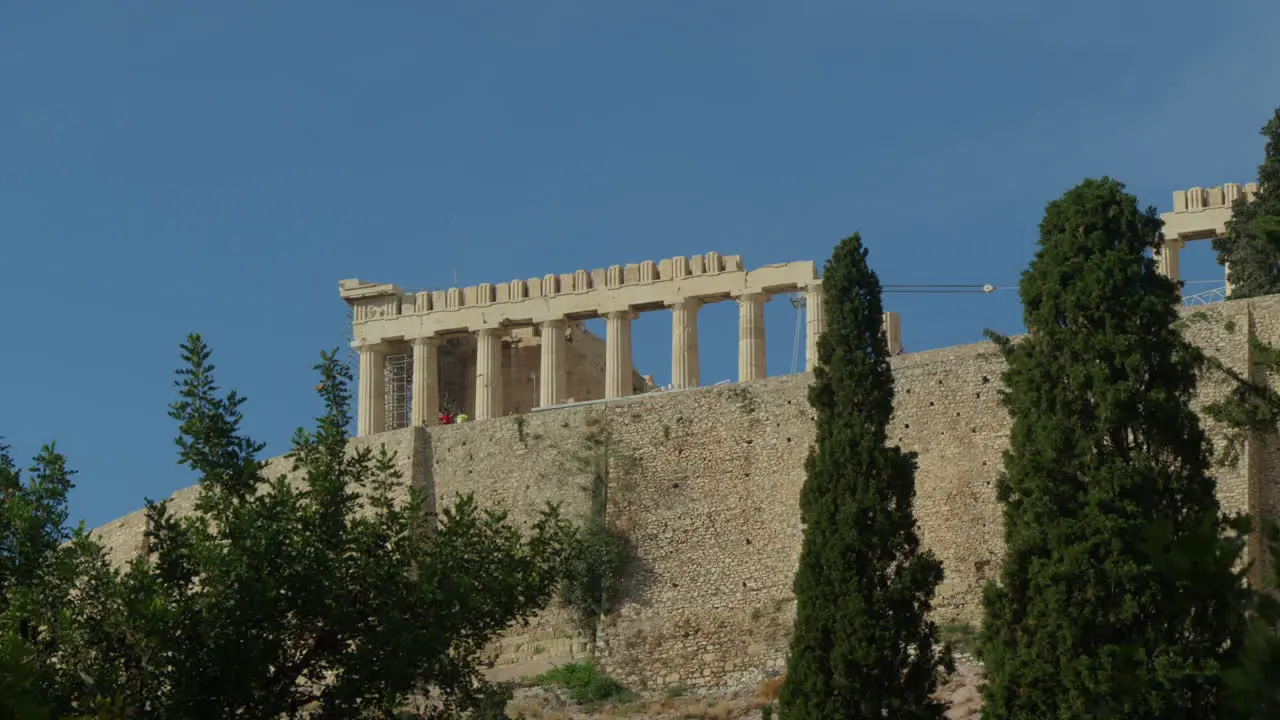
90 295 1280 693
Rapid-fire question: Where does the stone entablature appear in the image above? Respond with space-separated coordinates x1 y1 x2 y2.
1157 182 1259 296
341 253 905 436
340 253 813 337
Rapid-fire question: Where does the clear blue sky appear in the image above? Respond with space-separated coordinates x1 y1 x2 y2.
3 1 1277 529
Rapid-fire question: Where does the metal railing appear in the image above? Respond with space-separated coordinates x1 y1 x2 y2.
1183 286 1228 306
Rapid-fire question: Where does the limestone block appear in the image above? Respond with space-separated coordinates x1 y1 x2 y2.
640 260 657 283
414 291 432 313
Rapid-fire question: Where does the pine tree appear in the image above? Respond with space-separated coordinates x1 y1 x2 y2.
980 178 1252 718
779 233 952 720
1213 107 1280 298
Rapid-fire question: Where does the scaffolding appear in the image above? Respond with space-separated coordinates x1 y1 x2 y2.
1183 285 1228 306
384 352 412 431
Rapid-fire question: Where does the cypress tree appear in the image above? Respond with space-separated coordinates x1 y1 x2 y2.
779 233 952 720
980 178 1252 719
1213 107 1280 298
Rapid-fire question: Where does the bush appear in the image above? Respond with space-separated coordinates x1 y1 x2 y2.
535 661 635 704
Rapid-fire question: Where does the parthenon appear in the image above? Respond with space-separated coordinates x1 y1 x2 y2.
340 253 904 437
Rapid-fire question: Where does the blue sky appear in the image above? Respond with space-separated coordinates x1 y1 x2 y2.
2 1 1277 529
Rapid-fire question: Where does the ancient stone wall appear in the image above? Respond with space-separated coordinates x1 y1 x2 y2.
90 296 1280 693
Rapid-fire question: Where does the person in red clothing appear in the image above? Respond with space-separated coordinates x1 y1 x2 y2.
439 409 454 425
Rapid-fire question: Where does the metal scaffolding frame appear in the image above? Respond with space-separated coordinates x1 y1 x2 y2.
1183 285 1228 306
384 352 412 431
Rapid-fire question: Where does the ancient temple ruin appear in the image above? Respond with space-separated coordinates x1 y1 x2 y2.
1156 182 1259 297
341 180 1251 439
340 254 904 436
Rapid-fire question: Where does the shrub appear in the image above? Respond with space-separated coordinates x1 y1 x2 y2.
535 661 635 704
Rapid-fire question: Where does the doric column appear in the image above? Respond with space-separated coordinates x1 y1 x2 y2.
474 328 504 420
410 335 439 427
737 292 767 382
883 312 903 355
805 282 826 372
668 299 701 390
539 318 567 407
1154 237 1186 292
604 310 634 398
356 342 387 437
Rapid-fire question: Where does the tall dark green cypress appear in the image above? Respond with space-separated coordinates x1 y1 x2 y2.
980 178 1252 719
1213 107 1280 298
779 233 951 720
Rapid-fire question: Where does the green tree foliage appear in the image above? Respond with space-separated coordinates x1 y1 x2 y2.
979 178 1253 719
779 233 952 720
2 334 577 719
0 440 77 599
0 437 95 720
1222 520 1280 717
1212 107 1280 298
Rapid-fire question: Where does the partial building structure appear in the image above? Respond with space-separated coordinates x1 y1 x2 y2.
1157 182 1259 297
340 252 904 436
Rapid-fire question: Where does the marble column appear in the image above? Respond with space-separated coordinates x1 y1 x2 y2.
410 335 439 427
604 310 634 398
805 282 826 372
356 342 387 437
668 299 701 390
474 328 504 420
1154 237 1186 292
737 292 767 382
539 318 567 407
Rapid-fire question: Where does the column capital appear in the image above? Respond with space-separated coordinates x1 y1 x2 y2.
409 334 439 346
664 297 703 309
804 279 824 292
731 290 770 303
475 326 505 338
603 308 637 320
352 339 389 352
534 315 568 327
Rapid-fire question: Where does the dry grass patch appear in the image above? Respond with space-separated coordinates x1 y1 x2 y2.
754 675 784 703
